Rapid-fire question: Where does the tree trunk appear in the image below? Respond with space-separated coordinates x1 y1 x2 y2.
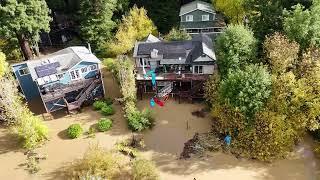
17 33 33 60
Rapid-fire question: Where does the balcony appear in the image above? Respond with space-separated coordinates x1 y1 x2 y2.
135 67 209 81
40 77 101 102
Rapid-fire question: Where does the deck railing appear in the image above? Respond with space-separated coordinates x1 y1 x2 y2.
41 77 99 102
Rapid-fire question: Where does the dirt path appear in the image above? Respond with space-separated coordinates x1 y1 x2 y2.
0 72 319 180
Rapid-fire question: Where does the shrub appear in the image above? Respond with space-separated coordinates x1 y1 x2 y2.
101 105 115 116
13 110 48 150
132 159 159 180
127 109 153 132
93 100 107 110
104 97 113 106
65 144 126 179
97 118 112 132
67 124 83 139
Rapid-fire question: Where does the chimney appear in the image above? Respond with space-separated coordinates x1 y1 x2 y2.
88 43 92 54
151 49 159 58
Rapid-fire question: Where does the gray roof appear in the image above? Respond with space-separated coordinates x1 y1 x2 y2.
179 1 215 16
133 34 216 65
13 46 101 80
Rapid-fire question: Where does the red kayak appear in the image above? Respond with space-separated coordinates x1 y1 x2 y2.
154 97 164 107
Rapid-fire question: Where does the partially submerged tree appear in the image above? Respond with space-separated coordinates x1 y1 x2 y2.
107 6 157 56
164 28 191 41
79 0 117 51
0 0 52 60
219 64 272 121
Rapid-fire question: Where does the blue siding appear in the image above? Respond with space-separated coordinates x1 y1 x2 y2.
12 63 40 101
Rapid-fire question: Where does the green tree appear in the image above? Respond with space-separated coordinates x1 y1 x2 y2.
79 0 117 52
164 28 191 41
216 25 257 76
0 0 52 60
132 0 180 33
283 1 320 49
213 0 246 24
107 6 157 56
219 64 272 120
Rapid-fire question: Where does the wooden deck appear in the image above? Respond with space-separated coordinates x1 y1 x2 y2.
41 78 99 102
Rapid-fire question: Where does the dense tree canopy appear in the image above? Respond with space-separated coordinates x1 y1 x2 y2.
79 0 117 52
216 25 257 76
0 0 52 60
132 0 180 33
213 0 246 24
284 0 320 49
164 28 191 41
219 64 272 120
107 6 157 56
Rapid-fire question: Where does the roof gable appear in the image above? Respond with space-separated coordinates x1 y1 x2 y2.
180 1 215 16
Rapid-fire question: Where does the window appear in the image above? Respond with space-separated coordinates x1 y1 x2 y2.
202 14 210 21
186 15 193 22
56 73 64 80
194 66 203 74
90 64 98 71
18 68 30 76
81 67 88 73
70 69 81 80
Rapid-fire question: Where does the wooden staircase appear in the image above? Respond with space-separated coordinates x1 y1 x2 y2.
65 79 100 111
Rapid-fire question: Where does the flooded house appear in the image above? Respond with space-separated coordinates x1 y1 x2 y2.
12 46 105 113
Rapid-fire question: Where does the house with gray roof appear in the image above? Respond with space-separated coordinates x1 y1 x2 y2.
179 1 226 36
133 34 216 101
12 46 105 113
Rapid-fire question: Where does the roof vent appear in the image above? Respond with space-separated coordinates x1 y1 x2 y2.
151 49 159 58
179 57 182 61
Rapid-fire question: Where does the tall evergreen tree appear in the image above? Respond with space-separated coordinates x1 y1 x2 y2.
0 0 52 60
79 0 117 51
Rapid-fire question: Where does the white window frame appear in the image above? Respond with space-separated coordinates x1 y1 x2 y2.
202 14 210 21
56 73 64 80
69 69 81 80
18 67 30 76
89 64 98 71
194 66 204 74
81 67 88 73
186 15 193 22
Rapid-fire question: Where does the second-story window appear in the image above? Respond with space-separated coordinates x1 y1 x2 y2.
202 14 210 21
90 64 98 71
81 67 88 73
186 15 193 22
18 68 30 76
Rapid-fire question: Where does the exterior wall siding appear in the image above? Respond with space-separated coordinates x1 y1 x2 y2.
181 10 215 22
12 63 40 101
193 65 214 74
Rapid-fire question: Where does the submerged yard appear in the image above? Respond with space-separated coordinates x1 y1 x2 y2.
0 72 319 180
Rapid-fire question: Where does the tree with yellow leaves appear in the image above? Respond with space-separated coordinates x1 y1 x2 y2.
106 6 157 56
213 0 246 24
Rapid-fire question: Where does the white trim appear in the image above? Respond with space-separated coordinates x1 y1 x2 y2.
89 64 98 71
202 14 210 21
69 69 81 80
186 15 194 22
179 9 215 17
18 67 30 76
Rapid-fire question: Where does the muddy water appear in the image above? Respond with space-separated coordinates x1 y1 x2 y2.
0 71 319 180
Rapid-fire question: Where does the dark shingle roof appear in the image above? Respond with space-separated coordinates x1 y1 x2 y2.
134 34 216 65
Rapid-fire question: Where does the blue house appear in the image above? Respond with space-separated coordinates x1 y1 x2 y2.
12 46 105 113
